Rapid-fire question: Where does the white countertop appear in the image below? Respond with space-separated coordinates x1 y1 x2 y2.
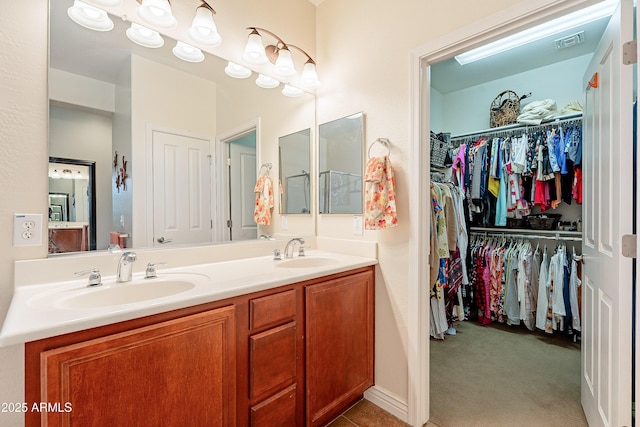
0 250 377 347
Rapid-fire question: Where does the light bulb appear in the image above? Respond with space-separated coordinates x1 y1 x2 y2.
243 31 268 65
67 0 114 32
188 7 222 46
126 22 164 48
274 48 297 79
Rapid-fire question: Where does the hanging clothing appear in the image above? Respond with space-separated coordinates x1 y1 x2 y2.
253 175 274 225
364 155 398 230
535 250 549 331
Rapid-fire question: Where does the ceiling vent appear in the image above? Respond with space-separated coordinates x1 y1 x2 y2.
555 31 585 50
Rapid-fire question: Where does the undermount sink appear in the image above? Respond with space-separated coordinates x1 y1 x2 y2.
57 279 197 309
277 257 337 269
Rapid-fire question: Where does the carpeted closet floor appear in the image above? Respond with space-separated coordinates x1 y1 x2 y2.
430 320 587 427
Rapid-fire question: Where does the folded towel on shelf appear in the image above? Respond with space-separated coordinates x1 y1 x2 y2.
364 155 398 230
562 101 583 115
517 99 558 125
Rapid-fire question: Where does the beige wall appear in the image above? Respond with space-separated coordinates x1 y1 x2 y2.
0 1 48 426
315 0 532 404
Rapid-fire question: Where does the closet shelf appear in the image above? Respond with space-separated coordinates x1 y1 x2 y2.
469 226 582 240
451 112 582 140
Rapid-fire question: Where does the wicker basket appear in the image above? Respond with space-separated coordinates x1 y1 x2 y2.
527 214 561 230
490 90 521 128
506 217 528 229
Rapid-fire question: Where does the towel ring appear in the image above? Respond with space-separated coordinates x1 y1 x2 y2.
367 138 391 158
259 162 272 176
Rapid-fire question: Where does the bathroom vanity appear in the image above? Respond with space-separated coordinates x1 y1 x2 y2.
13 251 375 427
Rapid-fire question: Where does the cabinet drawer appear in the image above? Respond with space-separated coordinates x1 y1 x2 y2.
250 321 296 399
250 384 297 427
249 289 296 330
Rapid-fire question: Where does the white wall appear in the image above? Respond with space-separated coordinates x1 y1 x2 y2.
439 54 592 135
49 104 113 250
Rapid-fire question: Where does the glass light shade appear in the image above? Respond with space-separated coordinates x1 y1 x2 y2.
137 0 176 28
188 7 222 47
256 74 279 89
90 0 122 6
282 84 304 98
274 48 297 79
126 23 164 48
67 0 114 32
243 33 268 65
225 62 252 79
51 170 61 179
172 41 204 62
299 62 321 89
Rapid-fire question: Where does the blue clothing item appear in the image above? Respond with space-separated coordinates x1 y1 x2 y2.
495 159 507 226
558 126 568 174
566 126 582 166
547 130 563 173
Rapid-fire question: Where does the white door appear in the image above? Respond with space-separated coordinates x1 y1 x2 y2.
228 137 257 241
581 0 633 425
152 129 212 246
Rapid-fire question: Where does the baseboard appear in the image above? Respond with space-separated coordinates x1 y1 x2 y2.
364 385 409 423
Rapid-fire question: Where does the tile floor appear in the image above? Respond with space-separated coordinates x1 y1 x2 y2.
327 400 410 427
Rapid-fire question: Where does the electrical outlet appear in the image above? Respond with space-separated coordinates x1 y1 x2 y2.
353 215 363 235
281 215 288 230
14 214 43 247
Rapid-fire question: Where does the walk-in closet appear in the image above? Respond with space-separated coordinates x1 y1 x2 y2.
425 1 631 425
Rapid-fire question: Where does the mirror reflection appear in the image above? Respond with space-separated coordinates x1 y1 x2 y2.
318 113 364 214
279 129 311 215
48 157 97 253
49 0 316 254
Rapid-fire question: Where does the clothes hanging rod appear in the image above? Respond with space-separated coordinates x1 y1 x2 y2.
451 113 582 140
470 230 582 242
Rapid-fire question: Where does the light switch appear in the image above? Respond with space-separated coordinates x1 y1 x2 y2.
353 215 363 235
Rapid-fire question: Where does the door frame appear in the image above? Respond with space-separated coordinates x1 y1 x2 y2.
215 119 261 241
145 124 216 247
408 1 609 425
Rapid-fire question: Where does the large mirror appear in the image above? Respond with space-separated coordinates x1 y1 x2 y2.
279 129 312 214
318 113 364 214
48 0 316 254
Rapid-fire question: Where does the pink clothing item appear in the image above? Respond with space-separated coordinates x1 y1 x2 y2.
451 144 467 189
253 176 274 225
364 156 398 230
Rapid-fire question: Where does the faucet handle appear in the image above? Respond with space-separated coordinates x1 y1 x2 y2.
298 246 307 257
75 268 102 287
273 249 282 260
145 262 166 279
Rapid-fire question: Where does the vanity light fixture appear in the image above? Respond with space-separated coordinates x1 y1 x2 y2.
88 0 123 6
282 84 304 98
187 2 222 47
225 61 252 79
67 0 114 32
126 22 164 48
256 74 280 89
241 27 321 89
454 0 618 65
51 170 61 179
136 0 177 28
172 41 205 63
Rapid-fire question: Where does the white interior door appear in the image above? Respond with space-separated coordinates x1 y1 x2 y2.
228 139 257 241
581 1 633 425
152 129 212 246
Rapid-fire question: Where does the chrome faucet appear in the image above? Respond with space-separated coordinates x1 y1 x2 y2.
117 251 137 283
284 238 305 258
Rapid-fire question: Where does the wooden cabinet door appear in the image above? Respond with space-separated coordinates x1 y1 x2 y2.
305 269 374 427
40 306 236 427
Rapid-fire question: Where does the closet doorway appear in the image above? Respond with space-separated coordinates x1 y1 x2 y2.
408 1 637 426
